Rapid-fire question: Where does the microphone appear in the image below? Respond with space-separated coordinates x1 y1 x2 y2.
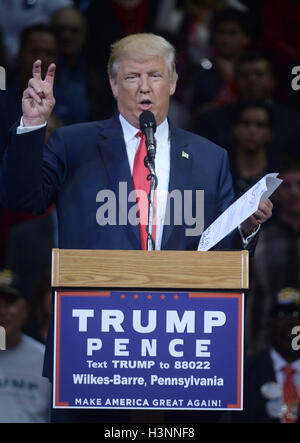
139 110 157 162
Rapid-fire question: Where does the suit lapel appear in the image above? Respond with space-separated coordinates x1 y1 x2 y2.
161 123 194 249
97 114 140 248
96 116 195 250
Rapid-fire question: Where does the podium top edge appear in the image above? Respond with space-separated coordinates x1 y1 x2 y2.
51 249 249 290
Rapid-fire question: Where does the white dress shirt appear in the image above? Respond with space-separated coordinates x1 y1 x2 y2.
119 114 170 250
270 347 300 392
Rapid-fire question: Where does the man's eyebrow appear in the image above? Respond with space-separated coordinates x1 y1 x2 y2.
123 71 140 76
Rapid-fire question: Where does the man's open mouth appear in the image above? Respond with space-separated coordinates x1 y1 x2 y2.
138 100 153 110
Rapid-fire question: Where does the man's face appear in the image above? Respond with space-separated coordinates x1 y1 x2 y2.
19 31 57 80
213 22 249 58
276 170 300 215
52 9 86 58
109 56 177 128
236 59 275 101
0 295 28 347
233 107 271 152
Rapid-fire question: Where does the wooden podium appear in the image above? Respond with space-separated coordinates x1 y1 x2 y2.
51 249 248 422
51 249 249 290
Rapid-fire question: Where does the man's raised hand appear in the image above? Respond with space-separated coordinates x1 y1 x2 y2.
22 60 56 127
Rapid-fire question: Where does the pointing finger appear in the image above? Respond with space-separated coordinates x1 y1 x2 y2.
32 59 42 80
44 63 56 85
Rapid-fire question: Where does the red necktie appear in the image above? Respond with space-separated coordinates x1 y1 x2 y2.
132 131 156 250
282 365 300 423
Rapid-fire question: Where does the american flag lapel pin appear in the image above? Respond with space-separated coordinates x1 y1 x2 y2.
181 150 189 159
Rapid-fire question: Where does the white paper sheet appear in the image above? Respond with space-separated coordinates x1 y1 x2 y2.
197 173 282 251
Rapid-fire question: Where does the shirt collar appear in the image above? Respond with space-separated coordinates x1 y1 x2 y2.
119 113 169 145
270 347 300 372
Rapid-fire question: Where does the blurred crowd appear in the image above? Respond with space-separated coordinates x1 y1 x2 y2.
0 0 299 423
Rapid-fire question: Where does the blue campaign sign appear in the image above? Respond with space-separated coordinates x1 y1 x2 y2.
53 290 244 410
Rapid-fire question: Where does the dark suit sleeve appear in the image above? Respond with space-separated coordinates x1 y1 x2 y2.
212 149 239 250
215 148 235 218
0 122 67 214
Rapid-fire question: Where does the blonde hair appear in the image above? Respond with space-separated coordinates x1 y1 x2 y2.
107 33 178 82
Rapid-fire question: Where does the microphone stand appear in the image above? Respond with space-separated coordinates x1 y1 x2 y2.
144 156 158 251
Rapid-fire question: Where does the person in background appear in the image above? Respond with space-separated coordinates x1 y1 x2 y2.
260 0 300 105
0 269 51 423
0 24 58 163
234 287 300 423
4 205 57 302
230 102 272 198
165 0 224 105
0 28 8 70
0 24 87 159
51 6 90 121
245 157 300 355
195 51 300 161
25 269 52 344
85 0 162 120
0 0 72 67
190 7 252 119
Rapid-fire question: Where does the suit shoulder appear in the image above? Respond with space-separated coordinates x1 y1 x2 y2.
174 126 228 156
53 119 108 140
55 122 100 137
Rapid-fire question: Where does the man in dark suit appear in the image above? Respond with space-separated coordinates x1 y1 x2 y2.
0 33 272 422
233 287 300 423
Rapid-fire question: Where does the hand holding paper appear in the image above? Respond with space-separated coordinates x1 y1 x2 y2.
240 198 273 236
198 173 282 251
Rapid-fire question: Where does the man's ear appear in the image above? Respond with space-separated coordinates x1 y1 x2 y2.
109 77 118 99
169 79 177 97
